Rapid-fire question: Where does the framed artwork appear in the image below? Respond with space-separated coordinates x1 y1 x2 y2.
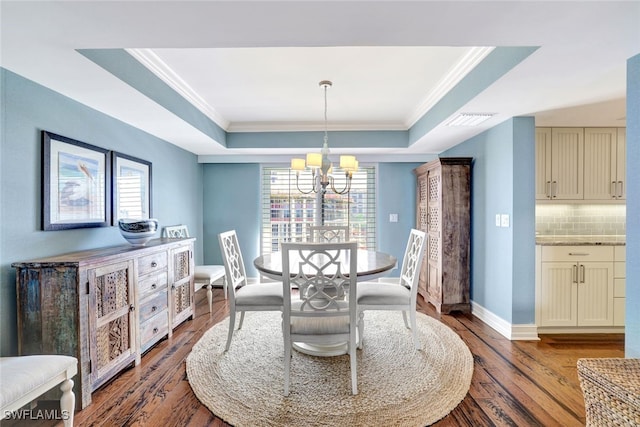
111 151 152 223
42 131 111 230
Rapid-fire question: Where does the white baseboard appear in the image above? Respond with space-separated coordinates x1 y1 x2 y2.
471 301 540 341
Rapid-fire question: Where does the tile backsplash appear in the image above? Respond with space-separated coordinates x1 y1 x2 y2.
536 204 626 236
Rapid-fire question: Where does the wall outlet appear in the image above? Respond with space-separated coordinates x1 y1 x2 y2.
389 213 398 223
495 214 501 227
501 214 510 227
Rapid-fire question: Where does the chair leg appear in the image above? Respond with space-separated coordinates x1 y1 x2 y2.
357 311 364 349
222 276 227 300
284 335 291 396
60 378 75 427
350 339 358 395
410 310 420 350
225 309 236 352
238 311 246 330
402 310 411 329
206 284 213 314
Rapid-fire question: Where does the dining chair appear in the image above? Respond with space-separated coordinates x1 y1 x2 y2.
281 241 359 395
307 225 350 242
162 225 227 314
356 228 426 350
219 230 284 351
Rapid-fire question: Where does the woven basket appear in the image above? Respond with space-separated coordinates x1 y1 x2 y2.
577 358 640 426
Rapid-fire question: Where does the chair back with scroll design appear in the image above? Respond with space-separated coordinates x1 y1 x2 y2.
162 224 189 238
281 241 358 395
356 228 426 350
219 230 283 351
308 225 350 243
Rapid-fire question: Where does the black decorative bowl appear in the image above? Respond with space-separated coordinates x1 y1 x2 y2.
118 218 158 245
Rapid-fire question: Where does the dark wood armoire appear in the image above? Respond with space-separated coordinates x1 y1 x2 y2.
414 157 472 314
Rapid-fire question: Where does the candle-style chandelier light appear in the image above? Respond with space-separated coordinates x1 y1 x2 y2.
290 80 358 195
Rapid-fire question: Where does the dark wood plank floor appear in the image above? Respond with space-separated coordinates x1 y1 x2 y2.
15 288 625 426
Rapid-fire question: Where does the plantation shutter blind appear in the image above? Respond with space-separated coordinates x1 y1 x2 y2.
261 166 376 255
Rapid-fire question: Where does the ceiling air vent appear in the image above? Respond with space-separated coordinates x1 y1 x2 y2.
446 113 495 127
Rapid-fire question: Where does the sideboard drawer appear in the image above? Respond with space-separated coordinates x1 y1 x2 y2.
140 311 169 353
138 251 168 276
139 292 168 323
138 272 168 299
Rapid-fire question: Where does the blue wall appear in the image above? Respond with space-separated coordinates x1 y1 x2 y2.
442 117 536 324
201 162 425 278
626 54 640 357
0 69 203 356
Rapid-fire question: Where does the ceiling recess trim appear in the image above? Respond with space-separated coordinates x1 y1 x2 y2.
127 48 230 130
405 46 495 128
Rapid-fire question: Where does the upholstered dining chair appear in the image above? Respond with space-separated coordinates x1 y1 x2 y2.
281 241 359 395
356 228 426 350
308 225 350 242
219 230 284 351
162 225 227 314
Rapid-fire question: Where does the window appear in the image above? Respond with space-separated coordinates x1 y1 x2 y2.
261 166 376 254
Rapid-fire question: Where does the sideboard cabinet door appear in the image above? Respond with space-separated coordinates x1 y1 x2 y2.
170 243 195 329
88 259 137 390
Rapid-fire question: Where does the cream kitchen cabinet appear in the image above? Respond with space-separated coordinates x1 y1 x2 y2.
538 245 614 327
536 127 583 200
583 128 626 200
536 127 626 201
614 246 626 326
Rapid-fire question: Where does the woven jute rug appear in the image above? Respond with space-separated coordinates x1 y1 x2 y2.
186 310 473 427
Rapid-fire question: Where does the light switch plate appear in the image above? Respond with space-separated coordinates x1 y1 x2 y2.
495 214 501 227
389 213 398 223
501 214 510 227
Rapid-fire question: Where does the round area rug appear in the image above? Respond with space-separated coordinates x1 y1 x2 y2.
186 311 473 427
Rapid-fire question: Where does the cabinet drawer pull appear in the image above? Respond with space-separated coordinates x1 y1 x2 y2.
551 181 557 198
568 252 589 256
572 264 578 283
618 181 623 198
151 261 158 268
151 306 157 312
153 327 159 334
580 264 585 283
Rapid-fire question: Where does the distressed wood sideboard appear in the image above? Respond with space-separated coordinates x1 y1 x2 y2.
12 237 195 409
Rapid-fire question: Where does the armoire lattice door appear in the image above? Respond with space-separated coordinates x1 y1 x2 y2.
88 260 136 389
414 158 472 314
170 245 195 328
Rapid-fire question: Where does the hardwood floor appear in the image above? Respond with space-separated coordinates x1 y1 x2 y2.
18 288 625 426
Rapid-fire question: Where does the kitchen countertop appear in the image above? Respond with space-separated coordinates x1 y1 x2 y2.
536 235 626 246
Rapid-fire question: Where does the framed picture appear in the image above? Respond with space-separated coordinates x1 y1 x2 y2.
42 131 111 230
111 151 152 223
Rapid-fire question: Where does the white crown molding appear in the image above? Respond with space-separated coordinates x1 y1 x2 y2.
406 46 495 128
471 301 540 341
126 48 230 130
227 121 407 132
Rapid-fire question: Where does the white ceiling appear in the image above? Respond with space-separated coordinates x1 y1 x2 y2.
1 1 639 159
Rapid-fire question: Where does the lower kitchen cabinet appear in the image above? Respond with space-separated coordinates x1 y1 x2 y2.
13 237 195 409
614 246 626 326
537 245 619 328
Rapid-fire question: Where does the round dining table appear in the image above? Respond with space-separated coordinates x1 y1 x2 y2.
253 249 397 356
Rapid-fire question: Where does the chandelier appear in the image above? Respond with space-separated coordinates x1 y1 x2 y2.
290 80 358 195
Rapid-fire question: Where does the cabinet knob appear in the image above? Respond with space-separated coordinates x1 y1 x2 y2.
153 327 159 334
130 304 135 312
151 306 157 312
151 261 158 267
151 283 157 289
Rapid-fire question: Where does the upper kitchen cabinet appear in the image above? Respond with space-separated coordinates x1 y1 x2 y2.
584 128 626 200
536 127 626 202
